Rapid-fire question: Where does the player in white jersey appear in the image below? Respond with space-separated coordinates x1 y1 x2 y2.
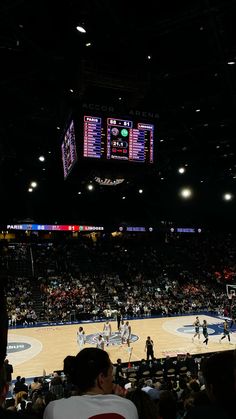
123 321 131 347
96 334 105 350
77 326 86 351
192 316 200 343
103 320 112 346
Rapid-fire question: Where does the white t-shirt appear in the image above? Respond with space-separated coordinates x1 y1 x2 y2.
43 394 138 419
77 331 86 344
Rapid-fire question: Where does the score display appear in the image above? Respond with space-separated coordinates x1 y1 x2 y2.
83 115 154 163
62 120 77 179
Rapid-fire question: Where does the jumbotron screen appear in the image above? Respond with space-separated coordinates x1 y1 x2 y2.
61 120 77 179
83 115 154 163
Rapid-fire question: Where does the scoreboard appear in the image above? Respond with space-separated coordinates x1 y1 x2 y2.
83 116 154 163
61 112 155 180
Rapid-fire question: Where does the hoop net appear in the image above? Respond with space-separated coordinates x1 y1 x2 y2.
226 284 236 300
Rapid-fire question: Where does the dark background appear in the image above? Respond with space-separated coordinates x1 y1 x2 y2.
0 0 235 229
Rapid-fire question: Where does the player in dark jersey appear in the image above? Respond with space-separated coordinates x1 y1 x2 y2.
219 320 231 343
230 303 236 328
145 336 154 361
192 316 200 342
202 319 209 345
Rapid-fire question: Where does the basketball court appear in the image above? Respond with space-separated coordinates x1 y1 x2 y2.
7 314 236 379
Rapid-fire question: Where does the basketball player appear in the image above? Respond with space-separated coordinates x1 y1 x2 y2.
96 334 105 350
192 316 200 342
145 336 154 360
220 320 231 343
202 320 209 345
77 326 86 351
230 302 236 328
119 320 125 346
103 320 112 346
116 310 122 330
123 321 131 347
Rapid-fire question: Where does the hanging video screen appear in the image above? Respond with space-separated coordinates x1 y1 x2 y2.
61 120 77 179
83 115 154 163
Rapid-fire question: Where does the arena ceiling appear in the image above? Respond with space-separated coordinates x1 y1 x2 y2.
0 0 236 229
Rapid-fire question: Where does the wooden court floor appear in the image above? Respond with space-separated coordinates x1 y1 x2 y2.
7 314 236 379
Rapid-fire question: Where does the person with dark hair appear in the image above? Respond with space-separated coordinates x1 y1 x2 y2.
116 309 122 330
44 348 138 418
192 316 200 343
96 334 105 350
13 377 28 395
123 321 131 347
202 320 209 345
145 336 154 361
30 377 42 394
77 326 86 351
0 276 35 418
13 376 21 394
115 358 126 387
4 360 13 386
157 390 177 419
185 353 197 376
219 320 231 343
103 320 112 346
126 388 158 419
186 350 236 419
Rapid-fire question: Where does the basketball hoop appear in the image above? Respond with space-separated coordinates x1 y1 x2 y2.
226 284 236 299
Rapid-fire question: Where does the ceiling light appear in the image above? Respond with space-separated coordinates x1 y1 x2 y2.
223 193 233 201
178 167 185 174
85 42 92 47
76 25 86 33
30 181 37 188
69 89 74 93
138 189 143 194
77 191 82 195
195 109 200 112
180 188 192 199
122 196 126 200
39 156 45 162
56 126 60 130
87 184 93 191
28 188 33 192
147 55 151 60
227 61 235 65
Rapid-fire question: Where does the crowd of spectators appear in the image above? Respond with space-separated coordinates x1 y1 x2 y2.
1 232 236 324
2 349 235 418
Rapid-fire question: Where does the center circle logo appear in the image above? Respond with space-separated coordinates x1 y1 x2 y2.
86 332 139 346
177 327 215 335
7 342 31 353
